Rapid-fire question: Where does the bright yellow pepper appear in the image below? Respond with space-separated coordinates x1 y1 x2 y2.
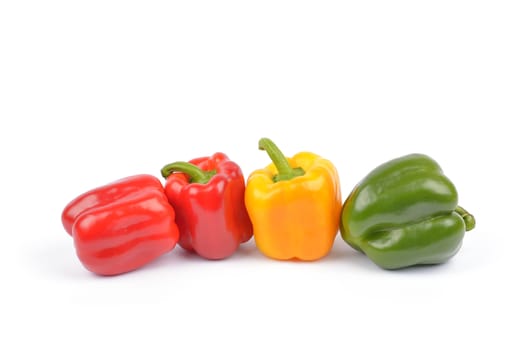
245 138 341 261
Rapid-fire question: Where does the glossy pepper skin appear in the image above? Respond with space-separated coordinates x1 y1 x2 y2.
161 152 253 260
340 154 475 270
61 175 180 276
245 138 341 261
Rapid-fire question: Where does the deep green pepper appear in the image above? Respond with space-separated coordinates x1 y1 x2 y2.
340 154 475 270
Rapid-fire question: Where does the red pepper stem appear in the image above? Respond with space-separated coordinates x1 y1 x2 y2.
160 162 216 184
258 137 305 182
455 206 476 231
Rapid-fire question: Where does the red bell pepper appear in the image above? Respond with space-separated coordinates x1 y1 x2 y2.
160 152 253 260
61 174 179 276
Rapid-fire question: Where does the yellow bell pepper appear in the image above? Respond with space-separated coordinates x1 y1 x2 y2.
245 138 341 261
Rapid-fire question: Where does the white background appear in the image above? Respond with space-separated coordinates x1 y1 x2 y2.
1 1 524 349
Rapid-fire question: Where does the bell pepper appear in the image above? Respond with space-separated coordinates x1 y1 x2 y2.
61 174 180 276
245 138 341 261
160 152 253 260
339 153 476 270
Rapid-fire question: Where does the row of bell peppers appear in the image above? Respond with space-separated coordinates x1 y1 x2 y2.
61 138 475 276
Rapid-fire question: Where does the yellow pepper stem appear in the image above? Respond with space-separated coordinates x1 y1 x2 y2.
258 138 305 182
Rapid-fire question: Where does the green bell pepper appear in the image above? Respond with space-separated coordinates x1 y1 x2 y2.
340 153 475 270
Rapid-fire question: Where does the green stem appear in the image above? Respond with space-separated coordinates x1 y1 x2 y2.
160 162 216 184
258 137 305 182
455 206 476 231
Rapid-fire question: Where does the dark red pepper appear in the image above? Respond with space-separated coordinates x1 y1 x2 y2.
161 152 253 260
61 174 179 276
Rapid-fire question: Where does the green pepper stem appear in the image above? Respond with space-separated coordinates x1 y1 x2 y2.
160 161 216 184
258 138 305 182
455 206 476 231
